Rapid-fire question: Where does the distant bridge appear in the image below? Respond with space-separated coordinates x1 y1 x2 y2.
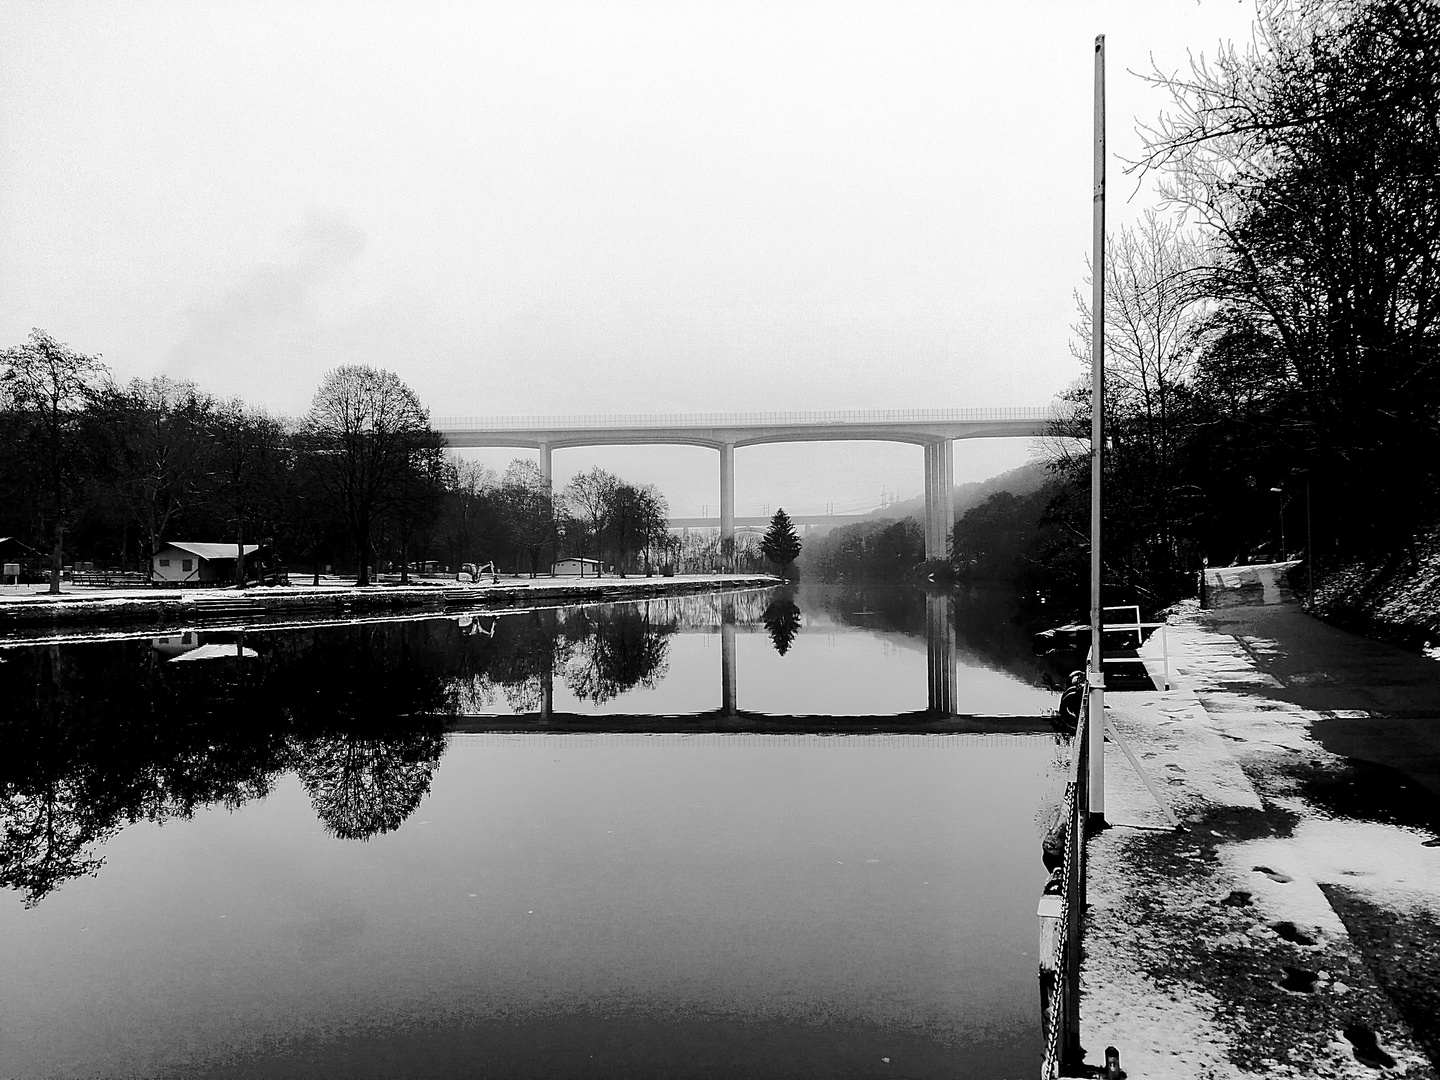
666 514 870 529
435 407 1059 562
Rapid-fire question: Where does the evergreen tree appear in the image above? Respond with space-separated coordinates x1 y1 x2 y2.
760 508 802 571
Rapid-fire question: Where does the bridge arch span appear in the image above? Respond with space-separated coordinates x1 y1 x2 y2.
435 408 1059 565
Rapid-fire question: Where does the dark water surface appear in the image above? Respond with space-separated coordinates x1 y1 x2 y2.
0 584 1065 1079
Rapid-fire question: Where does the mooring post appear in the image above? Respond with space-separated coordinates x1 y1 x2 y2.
1037 891 1062 1045
1161 623 1171 691
1087 671 1106 822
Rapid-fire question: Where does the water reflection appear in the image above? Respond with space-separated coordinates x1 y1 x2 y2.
0 626 458 905
560 604 675 706
1 586 1056 905
927 592 958 716
762 588 802 656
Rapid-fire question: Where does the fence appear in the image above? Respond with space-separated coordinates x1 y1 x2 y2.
1039 678 1091 1078
432 407 1059 431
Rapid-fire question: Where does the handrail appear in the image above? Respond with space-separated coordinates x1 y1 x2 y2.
432 407 1061 431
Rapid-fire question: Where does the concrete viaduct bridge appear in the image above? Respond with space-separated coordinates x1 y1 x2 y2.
435 408 1057 561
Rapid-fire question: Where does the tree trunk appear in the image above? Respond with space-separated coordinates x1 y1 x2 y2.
236 522 246 587
49 521 63 595
355 530 370 586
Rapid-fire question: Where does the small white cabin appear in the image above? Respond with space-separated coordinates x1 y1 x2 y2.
552 557 603 577
153 542 259 586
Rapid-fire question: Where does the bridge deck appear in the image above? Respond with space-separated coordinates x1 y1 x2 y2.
435 407 1056 449
434 406 1063 563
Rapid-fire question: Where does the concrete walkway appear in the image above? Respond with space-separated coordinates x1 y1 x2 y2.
1076 564 1440 1078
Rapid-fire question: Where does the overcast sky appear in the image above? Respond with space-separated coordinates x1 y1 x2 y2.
0 1 1257 517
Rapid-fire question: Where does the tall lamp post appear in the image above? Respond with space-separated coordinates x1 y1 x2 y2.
1088 33 1107 828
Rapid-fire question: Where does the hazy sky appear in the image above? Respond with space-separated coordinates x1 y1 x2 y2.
0 1 1257 517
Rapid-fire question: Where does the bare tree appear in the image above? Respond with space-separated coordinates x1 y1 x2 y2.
500 458 556 577
436 457 499 572
1136 0 1440 547
303 366 435 586
210 401 289 585
604 483 668 576
92 377 216 577
0 330 109 593
560 466 618 574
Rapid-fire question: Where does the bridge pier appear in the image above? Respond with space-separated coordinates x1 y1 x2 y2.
719 442 735 570
923 441 954 561
721 595 737 715
538 442 552 487
926 592 956 715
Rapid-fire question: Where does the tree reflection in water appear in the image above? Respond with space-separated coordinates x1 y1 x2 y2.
560 603 674 705
282 626 449 841
467 609 566 713
0 604 695 902
442 604 677 712
0 624 451 903
296 731 445 840
762 588 803 656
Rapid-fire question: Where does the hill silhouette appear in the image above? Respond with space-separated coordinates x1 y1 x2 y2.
864 462 1048 525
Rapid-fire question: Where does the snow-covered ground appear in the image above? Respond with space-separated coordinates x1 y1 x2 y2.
1074 600 1440 1078
0 573 779 642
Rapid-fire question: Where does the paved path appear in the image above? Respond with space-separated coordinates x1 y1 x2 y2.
1199 561 1440 800
1074 566 1440 1078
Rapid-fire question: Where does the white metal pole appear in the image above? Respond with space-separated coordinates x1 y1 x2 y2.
1088 33 1107 824
1162 624 1171 692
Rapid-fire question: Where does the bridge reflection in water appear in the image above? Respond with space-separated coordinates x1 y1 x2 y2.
447 589 1054 735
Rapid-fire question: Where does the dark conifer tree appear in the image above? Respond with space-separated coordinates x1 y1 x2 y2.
760 508 802 572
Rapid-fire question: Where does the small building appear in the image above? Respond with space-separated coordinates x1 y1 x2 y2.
552 557 603 577
153 542 260 586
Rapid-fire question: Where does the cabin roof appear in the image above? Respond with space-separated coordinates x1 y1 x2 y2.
160 542 261 560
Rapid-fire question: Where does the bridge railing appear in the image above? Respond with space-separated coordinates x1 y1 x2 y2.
433 407 1059 431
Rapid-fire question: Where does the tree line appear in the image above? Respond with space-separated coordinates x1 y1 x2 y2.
951 0 1440 618
0 334 679 588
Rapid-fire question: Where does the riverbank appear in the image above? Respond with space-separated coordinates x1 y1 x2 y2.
1306 531 1440 654
1076 563 1440 1078
0 573 780 639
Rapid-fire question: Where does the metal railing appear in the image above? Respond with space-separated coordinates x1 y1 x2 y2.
1040 679 1090 1078
433 407 1059 431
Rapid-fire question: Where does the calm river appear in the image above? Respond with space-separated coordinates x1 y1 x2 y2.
0 583 1067 1079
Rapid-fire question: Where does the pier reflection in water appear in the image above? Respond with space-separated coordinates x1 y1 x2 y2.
0 584 1064 1080
445 586 1051 726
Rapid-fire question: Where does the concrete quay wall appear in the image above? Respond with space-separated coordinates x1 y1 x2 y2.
0 574 779 638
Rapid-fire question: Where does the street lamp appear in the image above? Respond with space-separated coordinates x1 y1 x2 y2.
1268 486 1291 561
1292 468 1313 607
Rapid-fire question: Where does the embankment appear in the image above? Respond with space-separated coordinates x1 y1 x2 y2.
1306 530 1440 651
0 574 779 639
